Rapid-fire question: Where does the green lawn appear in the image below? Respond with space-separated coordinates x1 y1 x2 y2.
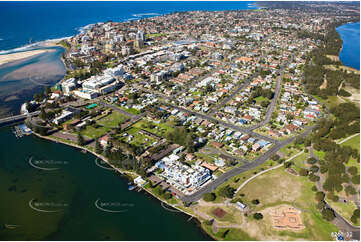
81 125 109 139
81 112 128 139
97 112 128 127
340 134 360 152
254 96 269 105
203 225 256 241
121 106 141 115
132 119 175 137
313 95 342 109
236 168 338 241
146 33 167 38
340 134 360 169
347 157 360 171
326 199 359 226
116 127 157 148
194 152 218 165
313 149 325 160
291 152 308 172
210 160 276 203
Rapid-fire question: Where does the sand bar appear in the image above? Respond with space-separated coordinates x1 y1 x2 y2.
0 49 54 66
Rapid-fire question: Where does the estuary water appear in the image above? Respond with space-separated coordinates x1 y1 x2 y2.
336 22 360 70
0 126 210 240
0 46 65 117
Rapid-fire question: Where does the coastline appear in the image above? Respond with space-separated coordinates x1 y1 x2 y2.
31 130 212 239
0 49 55 67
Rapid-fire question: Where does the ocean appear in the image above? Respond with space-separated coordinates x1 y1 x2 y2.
0 1 258 117
0 1 258 52
336 22 360 70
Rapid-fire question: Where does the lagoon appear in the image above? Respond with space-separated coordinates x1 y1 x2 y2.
336 22 360 70
0 126 209 240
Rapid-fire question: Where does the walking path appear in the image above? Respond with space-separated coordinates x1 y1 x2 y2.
235 150 304 193
236 133 360 194
234 134 360 240
336 133 359 145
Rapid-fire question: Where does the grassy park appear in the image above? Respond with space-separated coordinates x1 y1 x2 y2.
81 112 128 139
234 168 338 241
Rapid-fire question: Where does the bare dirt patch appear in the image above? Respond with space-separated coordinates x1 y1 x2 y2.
319 77 327 89
342 85 360 107
326 55 340 62
324 64 360 75
239 169 302 205
263 204 305 231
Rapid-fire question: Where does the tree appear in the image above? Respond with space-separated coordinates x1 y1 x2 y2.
320 165 328 174
95 139 103 154
345 185 357 195
351 175 360 184
271 154 280 161
351 209 360 224
351 214 360 225
315 191 325 202
310 165 319 173
185 135 195 153
253 213 263 220
77 132 85 146
104 145 111 158
322 208 335 221
163 192 172 200
203 193 216 202
218 185 235 199
286 113 294 122
317 201 326 210
251 199 260 205
204 220 213 226
348 166 358 176
45 86 51 95
295 136 305 145
307 157 317 165
299 168 309 176
309 173 320 182
39 108 47 121
221 229 230 238
261 100 270 108
284 161 292 168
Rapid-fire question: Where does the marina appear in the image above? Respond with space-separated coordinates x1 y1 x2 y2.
13 123 32 138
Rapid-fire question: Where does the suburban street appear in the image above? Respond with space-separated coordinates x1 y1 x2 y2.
180 123 317 202
164 102 276 143
248 54 295 131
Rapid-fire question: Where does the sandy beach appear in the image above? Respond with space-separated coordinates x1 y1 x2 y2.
0 49 54 66
42 37 71 47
